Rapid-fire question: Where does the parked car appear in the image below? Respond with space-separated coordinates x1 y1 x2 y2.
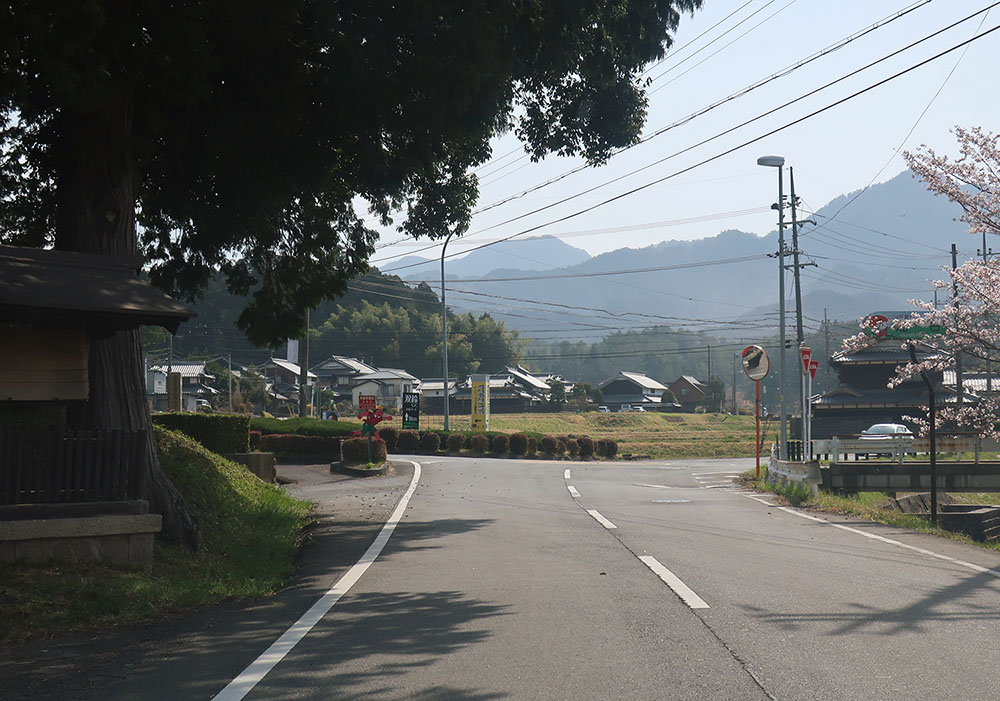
861 423 912 438
597 405 610 413
859 423 913 459
632 406 646 412
618 404 632 412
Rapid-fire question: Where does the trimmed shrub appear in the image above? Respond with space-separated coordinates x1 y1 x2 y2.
341 437 387 465
491 434 510 454
397 430 420 452
565 438 579 457
152 413 250 454
578 436 595 458
249 430 262 451
554 439 566 456
604 438 619 458
420 430 441 452
527 437 538 455
259 433 342 458
446 433 465 452
470 434 489 453
540 436 558 455
378 426 399 452
509 433 528 455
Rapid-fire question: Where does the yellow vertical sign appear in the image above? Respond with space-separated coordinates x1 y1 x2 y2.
471 374 490 431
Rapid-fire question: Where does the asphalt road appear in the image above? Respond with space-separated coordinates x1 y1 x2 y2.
7 455 1000 699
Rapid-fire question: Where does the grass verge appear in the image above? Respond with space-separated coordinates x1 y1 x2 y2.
738 468 1000 547
0 427 311 645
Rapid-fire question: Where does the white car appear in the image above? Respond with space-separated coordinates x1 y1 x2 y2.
859 423 913 458
618 404 632 412
632 406 646 412
597 406 610 413
861 423 912 438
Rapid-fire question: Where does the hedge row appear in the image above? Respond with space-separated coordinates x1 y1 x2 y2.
259 433 343 456
153 413 618 463
389 429 616 459
151 413 250 454
250 416 356 438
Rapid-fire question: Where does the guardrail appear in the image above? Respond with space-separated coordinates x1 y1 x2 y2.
768 445 822 497
812 434 981 464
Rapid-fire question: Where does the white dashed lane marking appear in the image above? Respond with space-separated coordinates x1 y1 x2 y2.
587 510 617 530
567 485 581 498
639 556 710 609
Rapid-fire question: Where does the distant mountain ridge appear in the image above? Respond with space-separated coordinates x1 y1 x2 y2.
415 171 969 337
390 234 591 280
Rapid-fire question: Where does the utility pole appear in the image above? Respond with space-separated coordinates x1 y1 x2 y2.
228 353 233 413
978 237 994 393
952 243 963 409
823 309 830 380
299 308 310 417
732 353 738 414
707 343 712 379
789 168 805 351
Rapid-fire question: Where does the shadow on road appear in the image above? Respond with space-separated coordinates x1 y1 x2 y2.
741 568 1000 637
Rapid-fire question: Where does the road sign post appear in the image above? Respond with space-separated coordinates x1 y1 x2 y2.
742 345 771 478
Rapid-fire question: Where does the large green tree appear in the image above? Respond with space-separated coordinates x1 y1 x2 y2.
1 1 701 543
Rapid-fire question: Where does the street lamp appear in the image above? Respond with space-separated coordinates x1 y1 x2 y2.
757 155 788 460
441 231 456 431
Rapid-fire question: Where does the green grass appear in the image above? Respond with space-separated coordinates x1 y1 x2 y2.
0 427 311 645
739 469 1000 547
419 411 758 459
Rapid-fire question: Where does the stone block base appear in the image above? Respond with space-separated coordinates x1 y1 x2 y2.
0 512 162 568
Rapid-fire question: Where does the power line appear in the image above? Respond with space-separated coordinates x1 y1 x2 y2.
380 18 1000 275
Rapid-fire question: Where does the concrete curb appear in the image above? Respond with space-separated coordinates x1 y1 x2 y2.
331 462 389 477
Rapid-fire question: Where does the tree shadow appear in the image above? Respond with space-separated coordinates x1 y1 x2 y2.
741 568 1000 637
248 589 511 700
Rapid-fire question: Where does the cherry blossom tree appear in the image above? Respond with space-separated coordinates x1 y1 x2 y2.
842 127 1000 436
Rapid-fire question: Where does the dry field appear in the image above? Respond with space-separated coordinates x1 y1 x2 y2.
419 411 763 460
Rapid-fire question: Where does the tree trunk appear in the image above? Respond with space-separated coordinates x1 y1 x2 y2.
54 95 199 549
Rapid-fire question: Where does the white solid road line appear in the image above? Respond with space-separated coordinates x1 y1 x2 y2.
587 509 617 530
213 461 423 701
639 556 710 609
564 469 571 479
636 483 683 489
568 485 581 498
779 506 1000 580
696 471 744 476
743 494 778 506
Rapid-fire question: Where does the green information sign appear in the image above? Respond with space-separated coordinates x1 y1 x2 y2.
862 313 946 339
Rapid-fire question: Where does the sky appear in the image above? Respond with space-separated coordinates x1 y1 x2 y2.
369 0 1000 273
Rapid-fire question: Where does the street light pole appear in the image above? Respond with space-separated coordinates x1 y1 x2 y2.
441 231 456 431
758 155 787 460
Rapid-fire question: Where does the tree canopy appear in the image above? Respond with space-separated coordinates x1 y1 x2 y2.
1 0 702 345
842 126 1000 436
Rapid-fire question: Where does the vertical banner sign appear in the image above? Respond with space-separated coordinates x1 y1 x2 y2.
358 394 377 411
799 347 812 461
470 374 490 431
167 372 182 411
800 346 812 373
402 391 420 430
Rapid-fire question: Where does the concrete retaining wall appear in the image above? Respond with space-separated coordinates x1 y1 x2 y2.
0 512 162 567
222 452 277 482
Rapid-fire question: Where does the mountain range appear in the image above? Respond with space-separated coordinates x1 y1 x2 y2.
385 171 971 340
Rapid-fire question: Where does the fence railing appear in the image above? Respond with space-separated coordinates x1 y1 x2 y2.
0 429 145 506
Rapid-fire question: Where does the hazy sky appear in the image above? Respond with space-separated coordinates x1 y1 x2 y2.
371 0 998 272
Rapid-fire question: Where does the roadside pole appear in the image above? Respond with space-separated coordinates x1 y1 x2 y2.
742 345 771 479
